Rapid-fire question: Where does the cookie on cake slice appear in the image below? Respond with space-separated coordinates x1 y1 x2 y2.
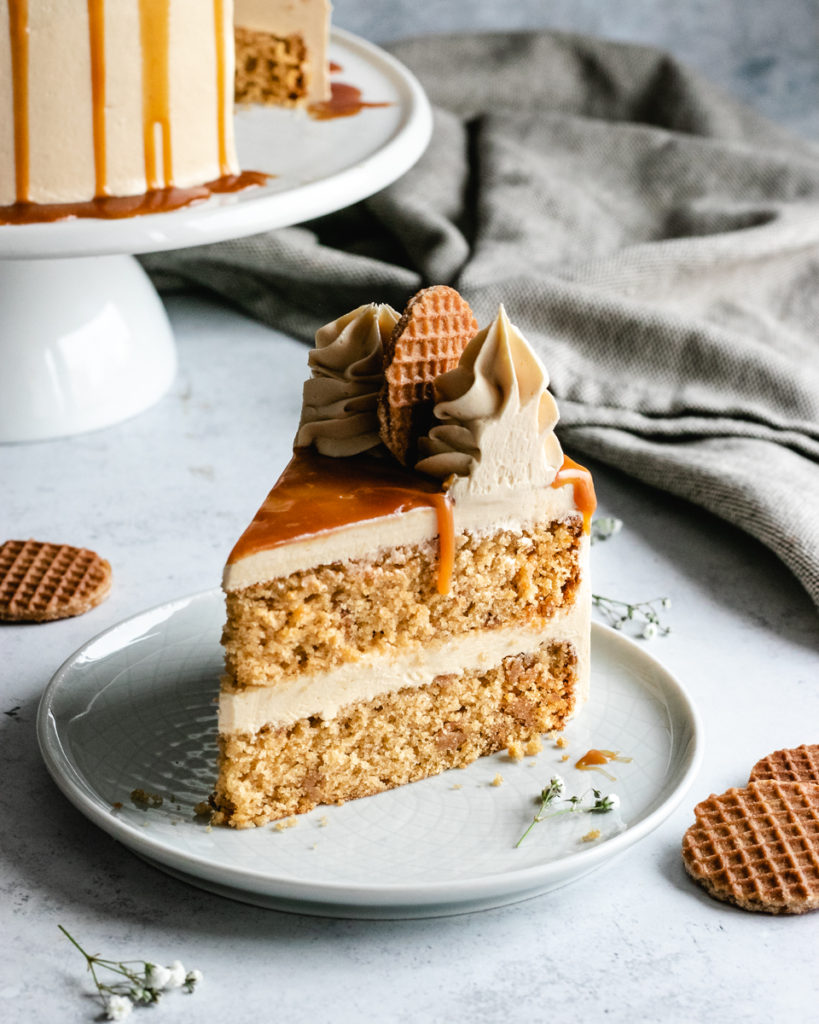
378 285 478 465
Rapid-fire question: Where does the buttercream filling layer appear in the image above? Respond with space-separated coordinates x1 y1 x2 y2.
219 575 590 735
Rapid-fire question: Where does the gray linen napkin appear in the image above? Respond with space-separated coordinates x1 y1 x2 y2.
143 31 819 609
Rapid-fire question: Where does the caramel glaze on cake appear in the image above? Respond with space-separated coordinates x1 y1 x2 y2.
227 448 595 601
227 450 456 595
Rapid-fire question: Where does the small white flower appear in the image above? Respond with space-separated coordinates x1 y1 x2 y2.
105 994 133 1021
145 962 172 990
591 516 623 542
642 621 658 639
607 793 620 810
185 969 203 990
661 597 671 609
165 960 186 989
550 774 566 796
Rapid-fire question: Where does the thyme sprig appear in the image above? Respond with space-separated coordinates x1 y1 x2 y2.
515 779 620 847
59 925 201 1020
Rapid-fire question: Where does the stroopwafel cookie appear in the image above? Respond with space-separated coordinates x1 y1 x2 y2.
682 780 819 915
0 539 112 622
749 744 819 785
378 285 477 464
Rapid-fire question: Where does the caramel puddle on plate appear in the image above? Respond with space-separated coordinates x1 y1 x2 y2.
575 748 632 782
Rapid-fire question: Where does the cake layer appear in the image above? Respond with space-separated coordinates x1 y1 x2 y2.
233 0 330 105
214 640 578 827
220 584 590 732
234 26 308 106
223 521 586 688
0 0 238 206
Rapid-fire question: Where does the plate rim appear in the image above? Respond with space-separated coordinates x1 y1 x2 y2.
37 587 704 909
0 27 433 259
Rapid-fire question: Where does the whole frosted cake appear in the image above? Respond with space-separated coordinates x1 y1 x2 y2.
0 0 331 216
0 0 240 208
215 286 596 827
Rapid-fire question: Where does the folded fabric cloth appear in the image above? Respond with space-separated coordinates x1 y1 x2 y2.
143 31 819 609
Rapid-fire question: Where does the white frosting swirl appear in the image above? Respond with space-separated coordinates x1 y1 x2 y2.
295 303 399 457
415 305 563 496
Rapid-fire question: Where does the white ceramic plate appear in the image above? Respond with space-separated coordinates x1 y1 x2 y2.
37 590 702 919
0 28 432 258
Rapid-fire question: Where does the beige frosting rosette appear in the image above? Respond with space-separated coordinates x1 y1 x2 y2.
416 305 564 497
295 303 399 457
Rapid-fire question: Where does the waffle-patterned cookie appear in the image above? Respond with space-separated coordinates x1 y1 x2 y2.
749 745 819 785
682 781 819 915
0 539 112 622
378 285 477 464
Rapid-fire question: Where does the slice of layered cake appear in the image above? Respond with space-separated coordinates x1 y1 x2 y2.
215 286 596 827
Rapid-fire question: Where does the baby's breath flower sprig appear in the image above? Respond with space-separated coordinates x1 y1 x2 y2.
514 775 565 848
588 789 620 813
515 785 620 847
590 516 623 544
591 593 671 639
58 925 202 1020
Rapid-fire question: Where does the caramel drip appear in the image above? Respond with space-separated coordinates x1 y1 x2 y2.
551 455 597 533
308 82 391 121
228 450 455 594
87 0 107 196
212 0 231 175
138 0 172 189
0 170 267 225
7 0 29 202
431 493 455 595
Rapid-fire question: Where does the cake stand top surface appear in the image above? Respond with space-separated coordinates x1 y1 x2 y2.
0 29 432 261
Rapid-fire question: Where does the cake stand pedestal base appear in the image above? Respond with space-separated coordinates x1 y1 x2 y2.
0 255 176 443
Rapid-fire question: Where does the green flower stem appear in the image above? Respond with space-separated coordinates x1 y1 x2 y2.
514 777 565 848
592 594 671 637
515 788 618 847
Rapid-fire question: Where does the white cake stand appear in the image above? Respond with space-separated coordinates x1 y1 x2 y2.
0 29 432 442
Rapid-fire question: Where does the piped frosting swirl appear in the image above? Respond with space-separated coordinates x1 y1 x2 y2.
295 303 399 457
415 305 564 497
